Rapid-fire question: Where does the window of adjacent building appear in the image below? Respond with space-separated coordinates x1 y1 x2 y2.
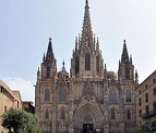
45 110 49 119
85 53 90 71
145 93 149 103
127 110 131 120
139 98 142 106
153 79 156 84
145 84 148 89
153 88 156 96
153 102 156 113
46 67 50 78
44 88 50 102
75 56 79 74
111 108 116 120
145 105 149 115
59 89 65 102
139 110 142 117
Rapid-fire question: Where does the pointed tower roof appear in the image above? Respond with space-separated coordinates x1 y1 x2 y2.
45 37 54 62
121 40 130 64
81 0 93 47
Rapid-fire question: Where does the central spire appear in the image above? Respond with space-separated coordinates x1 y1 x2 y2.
81 0 93 47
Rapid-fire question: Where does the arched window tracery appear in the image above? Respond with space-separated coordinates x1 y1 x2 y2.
85 53 90 71
44 88 50 102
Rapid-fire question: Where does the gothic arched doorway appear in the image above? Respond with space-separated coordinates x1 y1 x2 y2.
73 103 104 133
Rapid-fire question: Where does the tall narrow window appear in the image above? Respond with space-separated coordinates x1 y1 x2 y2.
145 93 149 103
139 98 142 106
146 105 149 115
153 88 156 96
85 53 90 71
75 56 79 74
96 56 100 73
44 88 50 102
125 67 130 79
60 107 65 120
59 89 65 102
111 108 116 120
47 67 50 78
127 110 131 120
45 109 49 119
126 90 132 103
153 102 156 113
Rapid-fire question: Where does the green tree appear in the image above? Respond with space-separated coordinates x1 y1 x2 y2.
2 108 41 133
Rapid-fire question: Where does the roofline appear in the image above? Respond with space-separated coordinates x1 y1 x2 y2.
137 70 156 89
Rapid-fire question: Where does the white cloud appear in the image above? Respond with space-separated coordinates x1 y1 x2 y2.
3 77 35 103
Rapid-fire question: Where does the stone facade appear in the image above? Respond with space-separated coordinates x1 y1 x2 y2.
0 80 22 133
35 0 138 133
136 71 156 128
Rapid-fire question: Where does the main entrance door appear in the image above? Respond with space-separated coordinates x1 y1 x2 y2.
83 123 94 133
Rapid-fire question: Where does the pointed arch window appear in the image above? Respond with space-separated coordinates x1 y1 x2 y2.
60 107 65 120
75 56 79 74
47 66 50 78
45 109 49 119
127 110 131 120
111 108 116 120
96 55 100 73
44 88 50 102
85 53 90 71
59 88 65 102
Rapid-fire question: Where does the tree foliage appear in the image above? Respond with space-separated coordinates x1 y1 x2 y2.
2 108 41 133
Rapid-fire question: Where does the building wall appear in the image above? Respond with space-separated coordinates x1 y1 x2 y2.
0 80 22 133
136 71 156 128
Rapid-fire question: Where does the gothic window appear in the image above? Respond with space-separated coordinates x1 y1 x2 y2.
75 56 79 74
59 88 65 102
46 67 50 78
44 88 50 102
126 90 132 103
60 107 65 120
111 108 116 120
85 53 90 71
96 55 100 73
45 109 49 119
127 110 131 120
125 67 130 79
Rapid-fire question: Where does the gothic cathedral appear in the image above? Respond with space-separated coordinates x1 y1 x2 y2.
35 0 138 133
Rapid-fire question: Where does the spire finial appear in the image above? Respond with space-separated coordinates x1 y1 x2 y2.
86 0 89 7
46 37 54 62
121 39 129 64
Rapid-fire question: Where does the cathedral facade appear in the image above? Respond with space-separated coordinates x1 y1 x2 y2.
35 0 138 133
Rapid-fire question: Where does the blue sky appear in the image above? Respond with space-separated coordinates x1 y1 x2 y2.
0 0 156 102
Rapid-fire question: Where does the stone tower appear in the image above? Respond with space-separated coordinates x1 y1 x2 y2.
71 0 104 79
35 38 57 132
118 40 134 81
